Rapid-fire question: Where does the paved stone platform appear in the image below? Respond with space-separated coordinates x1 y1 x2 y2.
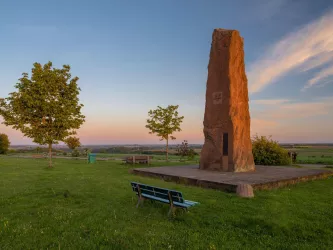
131 165 333 192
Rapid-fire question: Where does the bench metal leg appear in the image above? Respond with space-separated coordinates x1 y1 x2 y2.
136 197 144 208
168 206 176 217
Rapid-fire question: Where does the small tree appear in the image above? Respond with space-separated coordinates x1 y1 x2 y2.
83 148 91 157
146 105 184 161
0 61 85 167
0 133 10 154
65 137 81 151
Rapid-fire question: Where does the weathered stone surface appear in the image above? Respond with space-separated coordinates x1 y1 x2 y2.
132 165 333 193
199 28 255 172
236 184 254 198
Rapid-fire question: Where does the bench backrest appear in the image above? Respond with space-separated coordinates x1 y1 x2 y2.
32 154 43 158
126 156 153 160
131 182 184 203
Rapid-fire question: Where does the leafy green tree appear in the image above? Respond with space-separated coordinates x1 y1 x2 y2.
146 105 184 161
0 133 10 154
0 61 85 167
65 136 81 151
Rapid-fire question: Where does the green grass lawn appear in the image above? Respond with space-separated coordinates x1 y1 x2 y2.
0 157 333 249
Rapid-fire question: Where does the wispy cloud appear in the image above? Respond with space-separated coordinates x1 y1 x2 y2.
248 10 333 93
303 63 333 90
301 51 333 72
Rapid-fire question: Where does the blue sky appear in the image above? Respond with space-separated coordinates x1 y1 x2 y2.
0 0 333 145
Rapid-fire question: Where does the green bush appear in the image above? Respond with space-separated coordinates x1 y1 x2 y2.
252 134 291 166
0 133 10 154
71 149 80 157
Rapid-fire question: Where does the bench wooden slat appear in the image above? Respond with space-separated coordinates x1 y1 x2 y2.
128 156 153 160
131 182 184 203
131 182 180 195
142 194 170 204
124 156 153 164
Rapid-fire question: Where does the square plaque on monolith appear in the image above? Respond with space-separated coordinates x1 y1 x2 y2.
199 29 255 172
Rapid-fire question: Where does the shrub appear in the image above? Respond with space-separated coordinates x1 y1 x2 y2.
7 149 16 154
187 148 196 161
176 140 198 161
71 149 80 157
0 133 10 154
252 134 291 166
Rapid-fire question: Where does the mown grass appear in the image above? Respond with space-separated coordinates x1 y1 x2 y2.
0 157 333 249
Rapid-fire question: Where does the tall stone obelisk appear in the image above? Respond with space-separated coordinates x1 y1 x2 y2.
199 29 255 172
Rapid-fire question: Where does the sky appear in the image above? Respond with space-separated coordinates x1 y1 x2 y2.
0 0 333 145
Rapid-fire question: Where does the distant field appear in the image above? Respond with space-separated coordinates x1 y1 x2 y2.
5 151 200 163
286 146 333 165
7 145 333 165
95 152 200 161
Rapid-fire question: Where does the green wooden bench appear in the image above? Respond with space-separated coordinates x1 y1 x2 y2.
131 182 199 216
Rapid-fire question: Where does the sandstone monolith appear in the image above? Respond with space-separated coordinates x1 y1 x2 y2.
199 29 255 172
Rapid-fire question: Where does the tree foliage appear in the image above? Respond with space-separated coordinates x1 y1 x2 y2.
145 105 184 161
0 133 10 154
83 148 91 157
65 136 81 150
0 61 85 167
252 134 291 165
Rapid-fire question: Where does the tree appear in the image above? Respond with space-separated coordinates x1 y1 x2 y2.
0 61 85 167
146 105 184 161
83 148 91 156
0 133 10 154
65 136 81 151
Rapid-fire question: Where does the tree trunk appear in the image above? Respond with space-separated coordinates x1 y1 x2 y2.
166 137 169 162
48 143 53 168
